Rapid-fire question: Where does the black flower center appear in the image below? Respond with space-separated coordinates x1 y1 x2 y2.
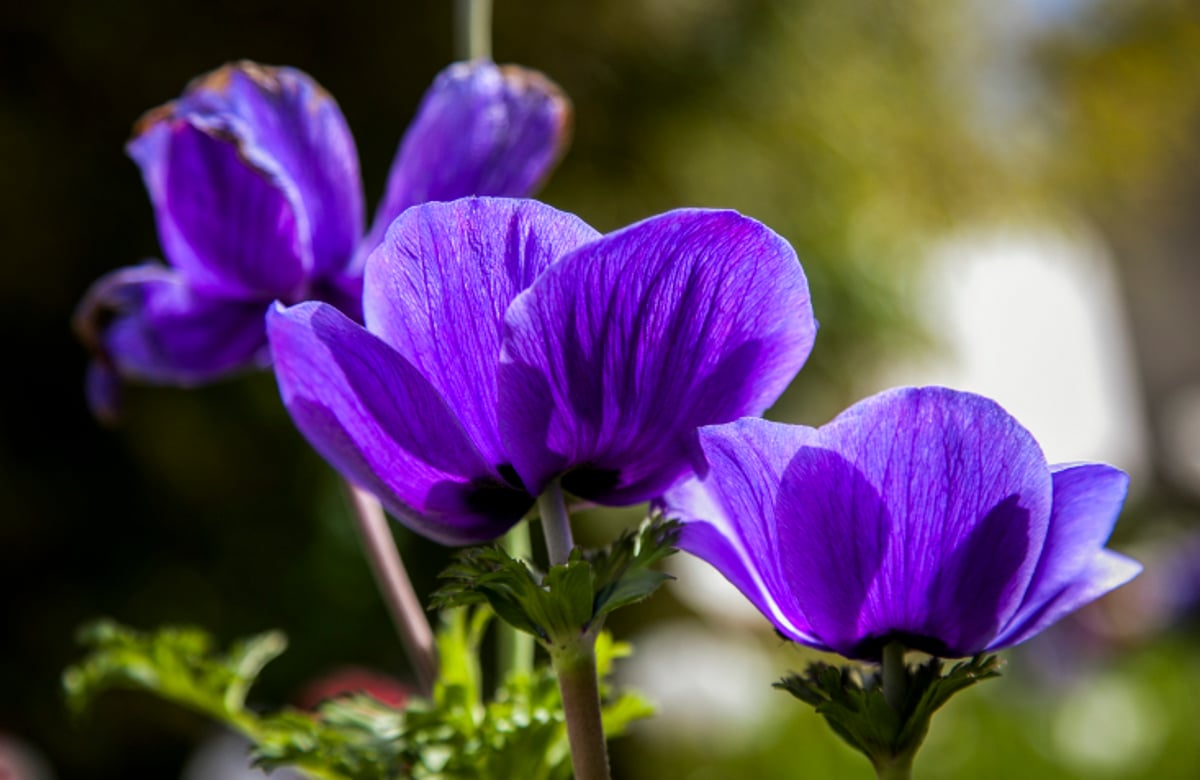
850 632 956 662
561 466 621 499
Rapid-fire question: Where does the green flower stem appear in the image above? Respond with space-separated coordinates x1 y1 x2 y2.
875 756 914 780
882 641 907 714
343 481 438 696
498 522 535 679
551 641 612 780
536 480 611 779
538 479 574 566
455 0 493 61
878 641 913 780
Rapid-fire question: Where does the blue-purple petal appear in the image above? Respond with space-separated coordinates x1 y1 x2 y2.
74 264 271 392
266 301 531 545
989 463 1139 647
151 62 364 281
773 447 894 656
360 62 571 259
666 419 827 646
363 198 599 471
128 121 307 298
499 209 816 504
988 550 1142 650
779 387 1053 658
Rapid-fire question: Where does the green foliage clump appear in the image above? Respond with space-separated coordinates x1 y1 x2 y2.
775 653 1003 776
64 609 652 779
433 516 679 650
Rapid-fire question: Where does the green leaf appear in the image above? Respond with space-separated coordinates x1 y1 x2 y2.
893 654 1003 752
589 516 680 620
431 546 548 639
541 552 597 638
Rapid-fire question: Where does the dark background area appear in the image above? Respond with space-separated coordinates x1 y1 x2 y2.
3 1 1200 778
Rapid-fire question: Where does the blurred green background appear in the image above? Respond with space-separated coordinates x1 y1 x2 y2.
3 0 1199 777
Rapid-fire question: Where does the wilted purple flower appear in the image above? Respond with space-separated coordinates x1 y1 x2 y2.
75 60 570 421
267 197 816 545
665 386 1142 660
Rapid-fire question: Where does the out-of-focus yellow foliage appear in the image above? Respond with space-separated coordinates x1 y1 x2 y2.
1041 0 1200 202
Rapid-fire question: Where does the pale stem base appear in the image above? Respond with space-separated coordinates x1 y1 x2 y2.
538 480 574 567
343 481 438 695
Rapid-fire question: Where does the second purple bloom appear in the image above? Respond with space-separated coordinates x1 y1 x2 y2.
665 386 1142 661
267 198 816 545
75 60 570 420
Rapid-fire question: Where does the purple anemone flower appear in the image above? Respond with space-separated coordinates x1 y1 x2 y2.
266 197 816 545
75 60 570 421
664 386 1142 660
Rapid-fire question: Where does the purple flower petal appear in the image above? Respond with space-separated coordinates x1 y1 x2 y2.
666 418 827 646
267 301 531 545
772 447 893 657
499 209 816 504
988 463 1140 648
989 550 1142 650
128 121 308 299
774 387 1053 659
74 264 271 393
360 62 571 259
136 62 364 284
363 198 599 472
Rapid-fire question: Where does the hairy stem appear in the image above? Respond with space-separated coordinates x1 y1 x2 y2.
455 0 493 61
498 522 535 679
343 482 438 696
552 642 611 780
538 479 574 566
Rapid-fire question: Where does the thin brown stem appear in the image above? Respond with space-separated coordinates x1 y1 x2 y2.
343 481 438 696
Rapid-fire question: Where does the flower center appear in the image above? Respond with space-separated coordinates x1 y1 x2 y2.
850 632 955 662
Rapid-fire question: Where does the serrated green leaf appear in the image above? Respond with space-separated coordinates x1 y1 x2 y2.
541 558 595 637
593 569 674 619
432 546 549 640
894 654 1003 751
